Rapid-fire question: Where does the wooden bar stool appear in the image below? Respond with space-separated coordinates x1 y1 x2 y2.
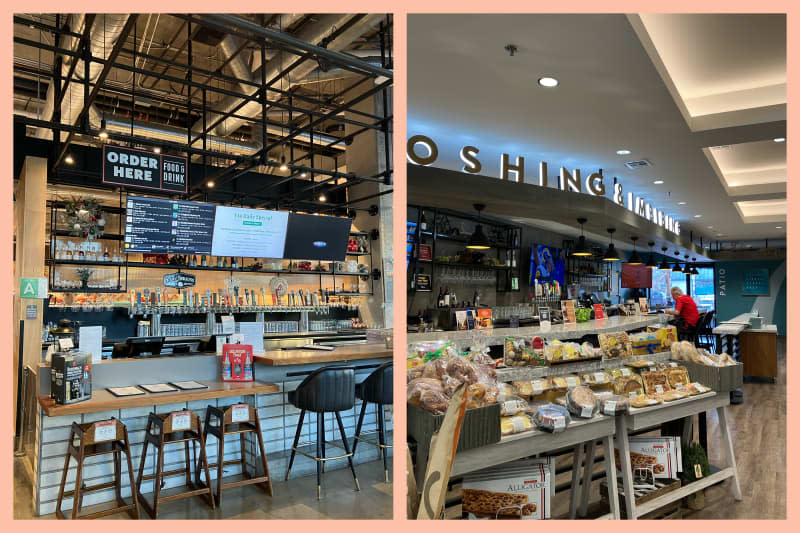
55 417 139 519
202 403 272 505
134 410 215 518
353 361 393 482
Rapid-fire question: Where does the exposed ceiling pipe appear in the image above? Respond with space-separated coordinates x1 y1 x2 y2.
36 14 130 139
291 57 385 85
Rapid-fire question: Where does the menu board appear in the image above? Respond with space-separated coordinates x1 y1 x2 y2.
124 196 215 254
211 206 289 258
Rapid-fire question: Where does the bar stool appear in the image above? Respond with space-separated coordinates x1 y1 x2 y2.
286 365 359 499
202 403 272 505
55 417 139 519
352 361 393 482
134 410 215 518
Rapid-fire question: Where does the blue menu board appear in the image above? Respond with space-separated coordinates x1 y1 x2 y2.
742 268 769 296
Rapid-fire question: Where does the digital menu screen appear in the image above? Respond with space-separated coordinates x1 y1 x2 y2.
124 196 215 254
210 206 289 258
284 213 352 261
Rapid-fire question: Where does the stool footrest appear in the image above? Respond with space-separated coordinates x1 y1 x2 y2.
206 458 245 470
355 435 393 449
220 475 271 491
139 466 189 483
75 504 137 520
293 446 353 462
62 479 118 498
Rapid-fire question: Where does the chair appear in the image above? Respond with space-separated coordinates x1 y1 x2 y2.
696 310 716 350
55 418 139 519
352 361 393 482
286 365 359 499
135 410 215 518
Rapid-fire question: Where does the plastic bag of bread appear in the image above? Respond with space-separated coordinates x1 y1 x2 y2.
407 377 445 408
580 370 612 386
565 386 598 418
421 357 450 380
599 394 630 416
526 399 551 414
641 371 672 395
548 374 582 391
499 396 529 416
419 389 449 414
512 378 550 398
545 341 582 362
665 366 690 388
466 383 488 409
447 357 480 385
497 382 517 401
533 404 571 433
613 375 645 398
500 414 533 436
580 342 600 358
657 389 689 402
675 382 712 395
598 332 632 359
609 367 634 379
407 366 425 382
629 394 661 408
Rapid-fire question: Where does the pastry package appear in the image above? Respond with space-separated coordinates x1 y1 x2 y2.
533 404 571 433
648 325 678 349
497 382 517 400
580 342 600 359
512 379 550 398
407 378 445 409
641 371 672 395
599 394 630 416
467 383 490 409
407 354 500 413
625 359 657 369
553 395 567 407
544 341 582 362
547 374 582 391
565 386 598 418
609 367 634 379
421 357 450 380
612 375 645 398
500 414 534 436
665 366 690 388
504 337 546 367
408 341 458 367
598 332 632 359
657 389 689 402
629 331 663 356
499 396 529 416
468 336 495 366
629 395 662 408
526 399 552 414
675 382 712 395
579 370 612 386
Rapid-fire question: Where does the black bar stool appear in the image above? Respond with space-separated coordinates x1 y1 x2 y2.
135 410 215 518
286 365 359 499
202 403 273 505
55 418 139 519
352 361 393 482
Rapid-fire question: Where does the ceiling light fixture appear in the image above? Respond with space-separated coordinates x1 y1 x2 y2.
572 217 592 257
690 257 699 276
538 77 558 87
318 193 327 202
301 172 308 178
279 156 288 172
616 149 631 155
466 203 491 250
207 181 215 188
603 228 620 262
774 137 786 143
628 236 643 265
99 118 108 139
65 154 74 164
694 214 702 218
678 201 686 205
672 251 683 273
658 247 671 271
776 226 783 229
683 254 692 274
153 147 161 154
653 179 664 185
645 241 658 269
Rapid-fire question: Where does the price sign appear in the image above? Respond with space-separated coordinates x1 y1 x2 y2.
231 404 250 423
171 411 192 431
94 420 116 442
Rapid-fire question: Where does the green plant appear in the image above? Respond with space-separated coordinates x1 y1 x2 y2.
76 268 93 283
681 442 711 484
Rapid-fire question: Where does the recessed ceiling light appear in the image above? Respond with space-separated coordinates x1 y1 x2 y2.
776 225 783 229
616 149 631 155
694 214 702 218
318 193 327 202
538 77 558 87
678 201 686 205
707 226 713 229
774 137 786 143
153 147 161 154
65 154 74 164
746 244 752 248
207 181 215 188
300 172 308 178
653 179 664 185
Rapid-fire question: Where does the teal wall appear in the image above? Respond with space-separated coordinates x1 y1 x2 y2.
715 259 786 335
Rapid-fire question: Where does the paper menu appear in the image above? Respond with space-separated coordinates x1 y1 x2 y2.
79 326 104 363
238 322 265 353
220 315 235 334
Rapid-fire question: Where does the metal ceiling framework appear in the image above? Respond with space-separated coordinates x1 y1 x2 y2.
13 13 394 215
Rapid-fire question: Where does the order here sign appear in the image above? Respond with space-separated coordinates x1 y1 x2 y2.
102 145 187 193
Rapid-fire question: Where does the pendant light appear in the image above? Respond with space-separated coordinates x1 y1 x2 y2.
627 236 643 265
683 254 692 274
690 257 699 276
466 203 491 250
645 241 658 269
658 246 671 271
572 217 592 256
603 228 620 261
672 251 683 272
99 117 109 139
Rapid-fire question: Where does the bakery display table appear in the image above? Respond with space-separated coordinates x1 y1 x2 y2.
449 415 620 520
614 392 741 519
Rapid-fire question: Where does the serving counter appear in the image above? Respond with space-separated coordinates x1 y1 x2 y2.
29 338 393 516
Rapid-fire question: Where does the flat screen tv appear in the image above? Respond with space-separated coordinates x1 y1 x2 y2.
283 213 352 261
530 245 566 286
622 263 653 288
124 196 215 254
210 206 289 258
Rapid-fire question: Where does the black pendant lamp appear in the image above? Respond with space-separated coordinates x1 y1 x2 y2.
572 217 592 256
658 246 671 271
466 203 491 250
628 236 643 265
683 254 693 274
672 251 683 272
690 257 699 276
603 228 620 261
645 241 658 269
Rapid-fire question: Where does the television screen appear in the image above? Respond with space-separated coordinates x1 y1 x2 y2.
530 245 566 286
622 263 653 288
283 213 352 261
124 196 215 254
210 206 289 258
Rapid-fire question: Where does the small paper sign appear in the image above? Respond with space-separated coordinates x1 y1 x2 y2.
94 420 116 442
171 411 191 431
593 304 605 320
231 404 249 423
629 392 638 399
418 244 432 261
581 406 593 418
694 464 703 478
554 417 566 429
655 385 664 394
604 401 617 415
565 377 578 388
58 338 74 351
532 381 544 394
221 315 235 334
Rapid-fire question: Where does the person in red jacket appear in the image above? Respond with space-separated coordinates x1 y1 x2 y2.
665 287 700 332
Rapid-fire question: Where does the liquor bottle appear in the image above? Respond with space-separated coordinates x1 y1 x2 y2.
103 248 110 261
443 286 450 307
190 255 197 267
217 256 223 267
78 250 85 260
437 287 444 308
450 287 457 308
419 212 428 232
231 257 238 269
201 255 207 267
511 251 517 268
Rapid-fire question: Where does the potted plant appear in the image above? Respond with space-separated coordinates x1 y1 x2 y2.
681 442 711 510
76 267 93 290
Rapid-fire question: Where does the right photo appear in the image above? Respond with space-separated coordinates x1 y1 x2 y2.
405 13 786 520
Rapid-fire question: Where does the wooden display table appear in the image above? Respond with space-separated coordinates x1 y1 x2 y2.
254 343 391 366
38 380 279 416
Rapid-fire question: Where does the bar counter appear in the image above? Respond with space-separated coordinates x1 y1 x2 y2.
255 343 392 366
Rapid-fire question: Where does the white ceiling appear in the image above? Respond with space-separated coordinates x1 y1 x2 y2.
407 13 786 241
704 139 786 197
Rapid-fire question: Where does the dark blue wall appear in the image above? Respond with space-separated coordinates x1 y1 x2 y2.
715 259 786 335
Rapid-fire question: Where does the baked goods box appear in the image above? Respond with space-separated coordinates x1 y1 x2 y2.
462 458 551 519
680 360 743 392
407 402 501 453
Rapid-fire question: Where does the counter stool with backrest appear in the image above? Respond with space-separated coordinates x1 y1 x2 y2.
55 417 139 519
286 365 359 499
202 402 272 506
352 361 393 482
134 410 215 518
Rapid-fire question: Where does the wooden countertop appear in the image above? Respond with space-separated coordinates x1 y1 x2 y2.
38 380 279 417
254 343 392 366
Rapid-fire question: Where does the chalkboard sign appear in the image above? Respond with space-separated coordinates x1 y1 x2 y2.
742 269 769 296
164 272 196 289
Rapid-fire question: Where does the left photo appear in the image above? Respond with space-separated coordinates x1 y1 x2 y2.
12 13 393 519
